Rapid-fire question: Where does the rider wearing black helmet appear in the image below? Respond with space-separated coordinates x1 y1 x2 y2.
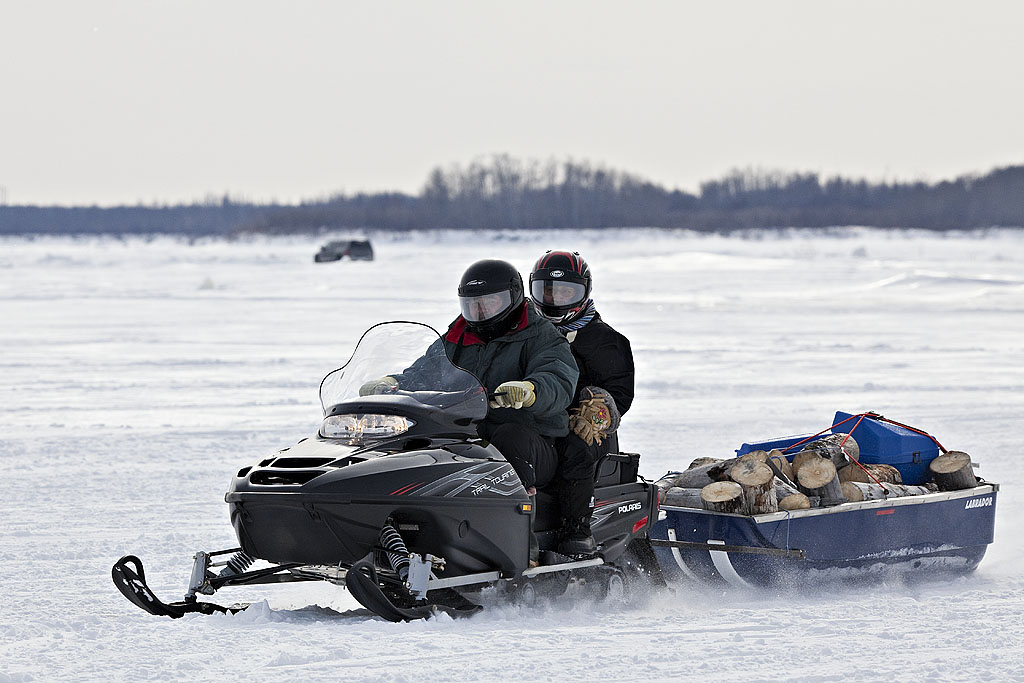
448 260 579 502
456 259 529 342
363 259 579 504
530 250 635 556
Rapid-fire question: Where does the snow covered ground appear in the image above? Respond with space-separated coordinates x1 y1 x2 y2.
1 228 1022 681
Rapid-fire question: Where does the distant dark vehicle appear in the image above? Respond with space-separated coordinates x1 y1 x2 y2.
315 239 374 263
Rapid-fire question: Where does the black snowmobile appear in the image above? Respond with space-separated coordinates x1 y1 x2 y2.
112 321 662 621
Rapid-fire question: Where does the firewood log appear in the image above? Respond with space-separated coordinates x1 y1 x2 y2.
779 493 811 510
838 463 903 485
729 460 778 515
768 449 795 483
796 455 845 506
654 472 684 496
841 481 933 502
673 460 734 489
804 433 859 471
663 487 704 508
773 478 800 500
738 449 768 464
824 432 860 462
791 450 819 479
929 450 978 491
687 457 724 470
700 481 744 514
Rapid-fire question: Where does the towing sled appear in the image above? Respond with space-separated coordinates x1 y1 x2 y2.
650 412 998 586
112 321 662 621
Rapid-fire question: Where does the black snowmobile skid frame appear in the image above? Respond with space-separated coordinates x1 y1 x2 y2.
112 540 658 622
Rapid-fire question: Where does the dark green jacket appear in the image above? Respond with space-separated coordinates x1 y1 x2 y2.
397 303 579 437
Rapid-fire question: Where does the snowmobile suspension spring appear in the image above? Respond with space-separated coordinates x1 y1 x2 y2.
378 524 411 581
219 550 256 577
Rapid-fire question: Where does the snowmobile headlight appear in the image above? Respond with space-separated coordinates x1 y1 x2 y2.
320 414 414 442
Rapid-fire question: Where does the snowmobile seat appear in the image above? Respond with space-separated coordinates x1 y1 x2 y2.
595 451 640 487
593 435 640 487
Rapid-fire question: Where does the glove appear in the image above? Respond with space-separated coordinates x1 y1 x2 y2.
358 376 399 396
569 386 620 446
489 381 536 409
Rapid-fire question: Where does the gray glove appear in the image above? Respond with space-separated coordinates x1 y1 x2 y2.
489 381 536 409
358 376 399 396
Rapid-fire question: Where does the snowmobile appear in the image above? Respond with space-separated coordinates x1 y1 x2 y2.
112 321 662 621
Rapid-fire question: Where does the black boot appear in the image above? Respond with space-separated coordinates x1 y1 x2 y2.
557 479 597 556
558 516 597 556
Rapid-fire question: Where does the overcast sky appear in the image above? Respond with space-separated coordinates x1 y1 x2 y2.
2 1 1022 206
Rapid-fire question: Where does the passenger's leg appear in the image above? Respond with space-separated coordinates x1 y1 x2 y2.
555 433 600 556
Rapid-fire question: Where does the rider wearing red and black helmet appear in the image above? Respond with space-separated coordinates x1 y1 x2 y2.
530 250 635 556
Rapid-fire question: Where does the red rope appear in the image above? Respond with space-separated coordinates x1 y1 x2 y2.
838 413 886 489
871 414 948 454
836 411 947 491
778 413 861 453
777 411 945 495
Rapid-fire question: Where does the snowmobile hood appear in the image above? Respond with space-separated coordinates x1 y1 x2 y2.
227 435 511 498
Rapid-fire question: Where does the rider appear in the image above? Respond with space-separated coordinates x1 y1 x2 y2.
529 250 635 556
360 259 579 501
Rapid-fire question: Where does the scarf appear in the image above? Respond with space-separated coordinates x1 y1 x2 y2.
556 299 596 334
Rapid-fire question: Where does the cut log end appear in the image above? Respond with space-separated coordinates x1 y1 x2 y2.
796 455 844 505
929 450 972 474
804 433 858 470
701 481 744 514
929 450 978 491
730 460 774 487
702 480 743 502
779 493 811 510
738 450 768 464
796 457 838 490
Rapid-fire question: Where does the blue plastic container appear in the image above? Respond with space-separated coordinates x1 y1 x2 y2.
736 412 940 485
736 434 813 457
830 411 938 485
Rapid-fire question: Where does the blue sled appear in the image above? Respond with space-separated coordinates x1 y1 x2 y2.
652 485 997 587
650 413 998 587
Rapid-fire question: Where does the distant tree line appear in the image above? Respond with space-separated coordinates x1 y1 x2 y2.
2 156 1022 235
0 197 271 236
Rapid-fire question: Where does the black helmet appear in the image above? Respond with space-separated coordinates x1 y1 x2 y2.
530 250 592 324
457 259 525 341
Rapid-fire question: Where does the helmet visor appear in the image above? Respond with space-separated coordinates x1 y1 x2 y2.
531 280 587 308
460 290 512 323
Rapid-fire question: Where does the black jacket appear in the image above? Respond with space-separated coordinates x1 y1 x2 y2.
564 312 634 415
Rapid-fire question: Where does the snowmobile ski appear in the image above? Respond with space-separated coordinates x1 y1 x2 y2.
111 555 244 618
344 557 437 622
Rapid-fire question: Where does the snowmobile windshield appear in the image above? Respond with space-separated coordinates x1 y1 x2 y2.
318 321 487 421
